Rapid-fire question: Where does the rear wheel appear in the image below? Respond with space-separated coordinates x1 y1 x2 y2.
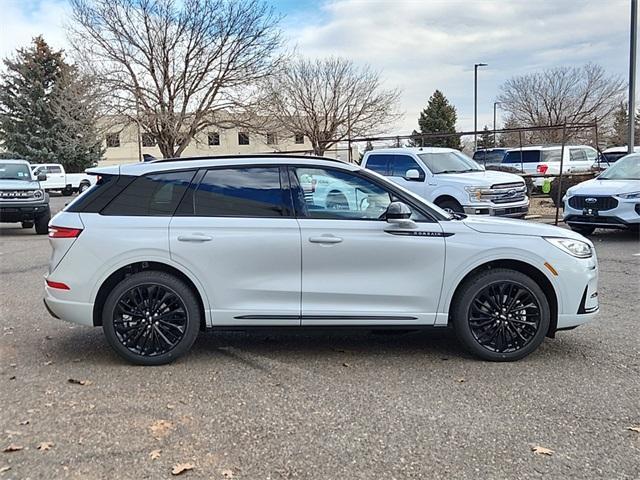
569 224 596 236
62 186 73 196
452 268 550 361
102 271 201 365
435 198 464 214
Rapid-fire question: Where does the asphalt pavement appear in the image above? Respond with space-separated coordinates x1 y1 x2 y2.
1 194 639 479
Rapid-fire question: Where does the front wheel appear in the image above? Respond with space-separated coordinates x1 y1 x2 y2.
102 271 201 365
78 182 90 193
452 268 550 361
435 198 464 214
35 212 50 235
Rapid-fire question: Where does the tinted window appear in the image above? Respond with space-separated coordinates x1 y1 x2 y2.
194 167 285 217
364 155 388 175
389 155 424 178
570 148 587 162
542 150 563 162
101 170 195 216
49 166 62 173
503 151 541 164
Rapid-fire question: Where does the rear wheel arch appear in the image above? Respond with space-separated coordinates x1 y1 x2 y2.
92 261 207 331
449 259 558 337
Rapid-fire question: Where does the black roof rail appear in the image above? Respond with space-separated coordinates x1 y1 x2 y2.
151 153 345 164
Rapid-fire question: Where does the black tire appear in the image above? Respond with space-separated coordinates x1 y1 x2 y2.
452 268 550 361
78 182 90 193
102 271 201 365
326 191 349 210
569 224 596 236
21 221 34 229
435 198 464 214
62 186 73 196
35 212 50 235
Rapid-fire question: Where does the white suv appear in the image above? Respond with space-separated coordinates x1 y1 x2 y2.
361 147 529 217
45 155 599 365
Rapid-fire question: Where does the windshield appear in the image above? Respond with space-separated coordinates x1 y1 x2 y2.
598 154 640 180
0 163 32 180
418 151 483 174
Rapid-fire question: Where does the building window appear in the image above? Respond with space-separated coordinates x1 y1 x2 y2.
208 132 220 146
238 132 250 145
266 133 277 145
294 133 304 144
141 133 156 147
106 133 120 148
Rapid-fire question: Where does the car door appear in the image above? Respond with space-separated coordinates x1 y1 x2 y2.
46 165 66 189
169 166 301 326
290 165 446 326
569 148 588 173
386 154 429 197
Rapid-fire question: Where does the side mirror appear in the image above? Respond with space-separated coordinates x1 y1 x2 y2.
385 201 417 229
404 169 422 181
37 173 47 181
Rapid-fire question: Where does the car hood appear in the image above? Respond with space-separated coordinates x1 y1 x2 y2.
0 179 40 190
435 170 524 187
567 178 640 195
461 215 589 242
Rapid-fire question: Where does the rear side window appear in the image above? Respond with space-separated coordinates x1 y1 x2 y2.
101 170 195 216
388 155 424 178
503 151 541 164
193 167 286 217
364 155 389 175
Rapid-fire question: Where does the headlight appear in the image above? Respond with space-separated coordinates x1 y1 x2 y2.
544 237 592 258
617 191 640 199
464 186 490 203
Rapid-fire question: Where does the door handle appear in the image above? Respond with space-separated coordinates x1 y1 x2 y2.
309 235 343 244
177 233 213 242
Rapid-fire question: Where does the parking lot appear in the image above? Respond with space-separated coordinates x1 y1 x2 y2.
1 194 639 479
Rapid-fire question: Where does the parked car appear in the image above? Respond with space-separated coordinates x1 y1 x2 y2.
503 145 598 188
563 153 640 234
472 148 509 167
45 155 598 365
361 147 528 217
0 159 51 234
596 146 640 169
30 163 96 196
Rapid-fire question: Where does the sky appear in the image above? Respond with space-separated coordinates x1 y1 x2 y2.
0 0 635 134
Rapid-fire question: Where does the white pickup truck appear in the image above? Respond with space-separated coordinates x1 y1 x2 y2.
30 163 96 196
360 147 529 217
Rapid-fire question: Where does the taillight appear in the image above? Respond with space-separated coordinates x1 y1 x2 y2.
46 279 70 290
49 226 83 238
537 164 548 174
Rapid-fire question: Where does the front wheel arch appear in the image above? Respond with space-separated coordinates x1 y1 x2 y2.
449 259 558 337
93 261 206 331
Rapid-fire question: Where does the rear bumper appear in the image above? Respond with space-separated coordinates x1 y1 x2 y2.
44 285 94 326
0 203 50 222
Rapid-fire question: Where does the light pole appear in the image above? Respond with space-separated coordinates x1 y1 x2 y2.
474 63 488 151
493 101 502 147
628 0 637 153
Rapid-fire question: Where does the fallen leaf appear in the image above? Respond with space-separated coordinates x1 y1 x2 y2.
3 444 23 453
221 468 234 478
171 463 194 475
149 419 173 439
627 426 640 433
44 361 53 366
531 445 554 456
456 378 465 383
18 420 29 426
166 404 175 410
67 378 92 386
0 466 11 474
8 364 16 368
149 449 161 460
342 362 351 368
9 376 16 380
37 442 53 451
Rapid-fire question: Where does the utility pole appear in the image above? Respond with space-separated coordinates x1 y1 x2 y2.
474 63 488 151
629 0 638 153
347 104 352 163
493 101 501 147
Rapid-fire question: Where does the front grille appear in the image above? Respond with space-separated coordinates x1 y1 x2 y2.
481 182 527 204
0 190 41 200
491 182 525 189
568 195 618 211
493 194 526 204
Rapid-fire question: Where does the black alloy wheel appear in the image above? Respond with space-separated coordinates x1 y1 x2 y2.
103 271 200 365
452 268 550 361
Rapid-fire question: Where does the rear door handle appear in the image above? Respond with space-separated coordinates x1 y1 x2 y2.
309 235 343 244
177 233 213 242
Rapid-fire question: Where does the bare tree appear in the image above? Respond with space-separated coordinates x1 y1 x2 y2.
260 57 401 156
497 64 625 143
68 0 283 158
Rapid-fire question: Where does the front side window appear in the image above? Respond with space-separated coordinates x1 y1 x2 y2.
389 155 425 179
193 167 285 217
101 170 195 216
293 167 392 220
417 151 482 174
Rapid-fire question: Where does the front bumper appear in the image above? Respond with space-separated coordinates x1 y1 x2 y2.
563 198 640 229
0 202 50 223
463 199 529 218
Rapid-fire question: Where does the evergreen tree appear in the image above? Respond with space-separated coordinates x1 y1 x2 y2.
608 103 628 146
477 125 493 149
0 36 102 170
415 90 461 149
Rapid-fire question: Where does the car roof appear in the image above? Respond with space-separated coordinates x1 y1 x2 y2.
0 159 30 164
87 155 359 177
602 146 640 153
506 145 594 152
365 147 460 155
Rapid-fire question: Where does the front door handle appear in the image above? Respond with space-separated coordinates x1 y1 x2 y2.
309 235 343 244
177 233 213 242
